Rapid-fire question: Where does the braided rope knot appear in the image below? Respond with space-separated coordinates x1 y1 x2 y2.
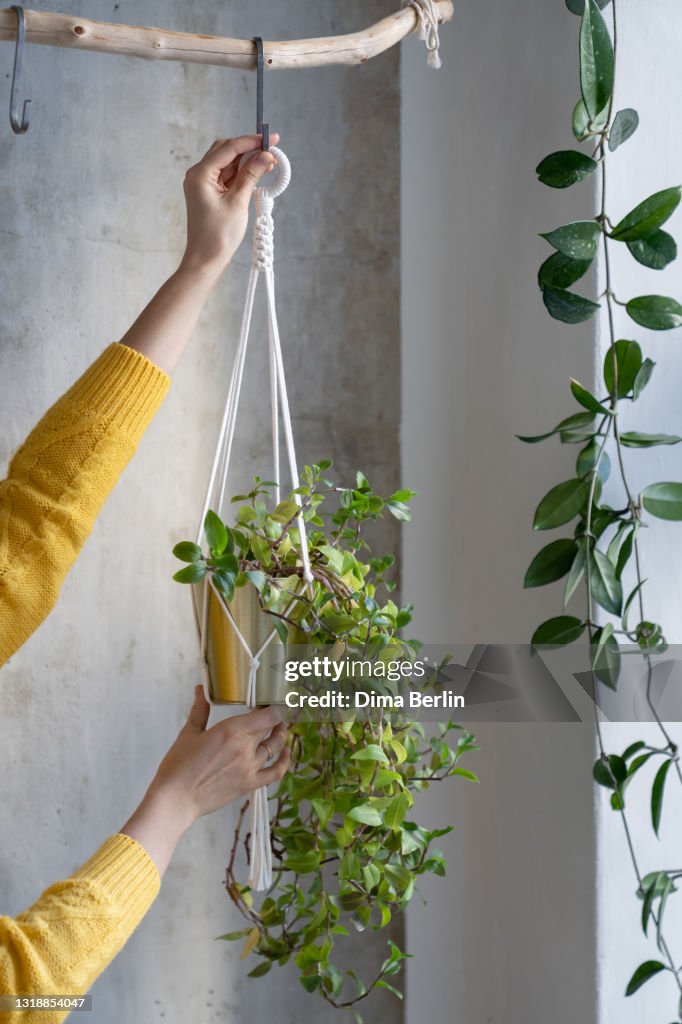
253 194 275 270
403 0 443 69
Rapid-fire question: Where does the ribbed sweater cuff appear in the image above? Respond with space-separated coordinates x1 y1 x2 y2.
62 343 170 440
72 834 160 929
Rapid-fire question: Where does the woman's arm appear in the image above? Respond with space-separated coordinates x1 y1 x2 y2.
0 135 277 668
0 691 290 1022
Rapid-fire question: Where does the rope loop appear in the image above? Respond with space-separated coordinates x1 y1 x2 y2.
403 0 443 69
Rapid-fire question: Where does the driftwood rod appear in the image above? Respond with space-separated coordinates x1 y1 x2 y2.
0 3 454 70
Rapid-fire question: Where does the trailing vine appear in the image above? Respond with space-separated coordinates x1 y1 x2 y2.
524 0 682 1015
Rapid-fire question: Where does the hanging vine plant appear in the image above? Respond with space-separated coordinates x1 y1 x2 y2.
173 461 479 1016
525 0 682 1016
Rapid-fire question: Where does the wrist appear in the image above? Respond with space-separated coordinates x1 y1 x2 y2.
177 250 229 288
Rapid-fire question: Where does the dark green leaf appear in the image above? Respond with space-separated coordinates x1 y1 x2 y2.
213 571 235 603
533 478 591 530
566 0 611 13
204 510 228 555
593 753 627 788
517 411 595 444
620 432 682 448
532 615 585 649
608 108 639 151
572 97 608 140
538 252 592 290
626 295 682 331
632 357 656 399
524 539 578 588
625 960 666 996
603 340 642 397
580 0 614 120
543 287 600 324
611 188 682 242
622 579 646 633
536 150 598 189
173 562 207 584
564 542 586 605
577 441 611 482
592 625 621 688
590 549 623 615
269 615 289 644
615 528 635 580
283 850 322 874
248 961 272 978
570 378 610 414
541 221 602 259
642 483 682 521
627 231 677 271
172 541 203 563
652 758 673 836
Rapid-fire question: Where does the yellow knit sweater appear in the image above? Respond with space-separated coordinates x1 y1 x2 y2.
0 343 170 1022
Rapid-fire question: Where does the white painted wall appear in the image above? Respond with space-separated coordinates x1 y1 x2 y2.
402 2 682 1023
401 2 600 1022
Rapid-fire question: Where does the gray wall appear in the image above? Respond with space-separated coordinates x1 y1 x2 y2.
0 3 401 1022
401 3 599 1022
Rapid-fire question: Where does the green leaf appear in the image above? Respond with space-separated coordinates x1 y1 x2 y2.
542 287 600 324
564 542 586 606
572 97 608 141
283 850 322 874
592 625 621 688
570 379 610 414
632 357 656 399
590 549 623 615
625 960 666 996
212 571 235 604
517 411 595 445
611 188 682 242
642 483 682 521
269 615 289 644
172 541 203 563
541 221 602 259
566 0 611 13
531 615 585 649
204 510 228 555
652 758 673 836
577 441 610 483
627 295 682 331
622 579 645 633
351 744 389 765
384 792 412 829
347 804 383 827
272 500 300 523
386 500 412 522
245 570 267 593
217 928 251 941
603 340 642 397
593 753 627 788
173 562 207 584
580 0 614 120
536 151 598 189
248 961 272 978
524 539 578 589
627 231 677 270
620 433 682 448
538 252 592 290
608 108 639 151
533 478 591 530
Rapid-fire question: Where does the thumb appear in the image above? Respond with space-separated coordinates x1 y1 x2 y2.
184 684 210 733
231 150 276 204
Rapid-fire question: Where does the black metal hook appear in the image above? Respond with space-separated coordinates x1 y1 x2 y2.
9 5 31 134
253 36 269 152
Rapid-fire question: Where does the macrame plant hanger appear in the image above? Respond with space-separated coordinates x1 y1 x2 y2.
192 38 314 893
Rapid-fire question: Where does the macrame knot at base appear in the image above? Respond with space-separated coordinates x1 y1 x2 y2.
254 194 275 270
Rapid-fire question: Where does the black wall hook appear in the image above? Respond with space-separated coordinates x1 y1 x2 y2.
253 36 269 151
10 5 31 134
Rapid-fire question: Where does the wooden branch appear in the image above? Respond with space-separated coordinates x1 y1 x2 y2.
0 3 454 70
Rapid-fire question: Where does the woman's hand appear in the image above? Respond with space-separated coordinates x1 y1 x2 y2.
121 686 290 875
180 132 280 278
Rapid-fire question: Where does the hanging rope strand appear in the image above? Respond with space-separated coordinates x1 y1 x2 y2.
403 0 443 68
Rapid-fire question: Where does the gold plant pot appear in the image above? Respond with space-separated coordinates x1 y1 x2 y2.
193 581 286 705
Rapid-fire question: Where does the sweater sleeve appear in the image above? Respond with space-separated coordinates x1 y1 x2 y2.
0 343 170 667
0 834 160 1024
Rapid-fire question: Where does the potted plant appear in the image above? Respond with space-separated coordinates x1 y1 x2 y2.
172 460 479 1013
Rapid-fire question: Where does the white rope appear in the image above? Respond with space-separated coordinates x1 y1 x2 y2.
403 0 443 69
193 147 309 890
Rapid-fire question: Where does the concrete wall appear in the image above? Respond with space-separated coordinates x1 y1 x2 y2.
0 3 401 1022
401 3 599 1022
